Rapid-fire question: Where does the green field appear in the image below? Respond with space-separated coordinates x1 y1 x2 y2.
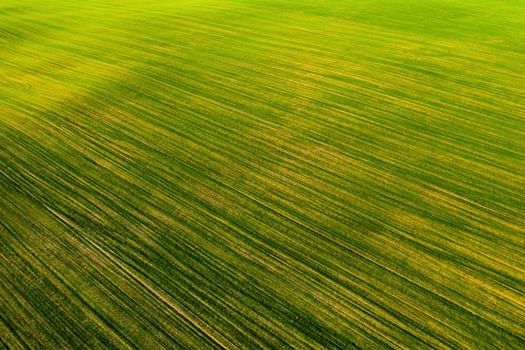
1 0 524 348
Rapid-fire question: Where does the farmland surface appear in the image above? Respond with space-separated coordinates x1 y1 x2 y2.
1 0 525 348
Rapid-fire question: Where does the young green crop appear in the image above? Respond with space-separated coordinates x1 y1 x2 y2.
1 0 524 348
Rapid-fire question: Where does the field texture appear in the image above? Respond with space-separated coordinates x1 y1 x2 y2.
1 0 525 348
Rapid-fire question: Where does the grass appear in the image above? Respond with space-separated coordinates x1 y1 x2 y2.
1 0 524 348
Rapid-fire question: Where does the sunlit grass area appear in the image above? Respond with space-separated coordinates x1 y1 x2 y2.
1 0 524 348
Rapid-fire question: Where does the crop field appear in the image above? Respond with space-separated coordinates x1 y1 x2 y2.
1 0 524 348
